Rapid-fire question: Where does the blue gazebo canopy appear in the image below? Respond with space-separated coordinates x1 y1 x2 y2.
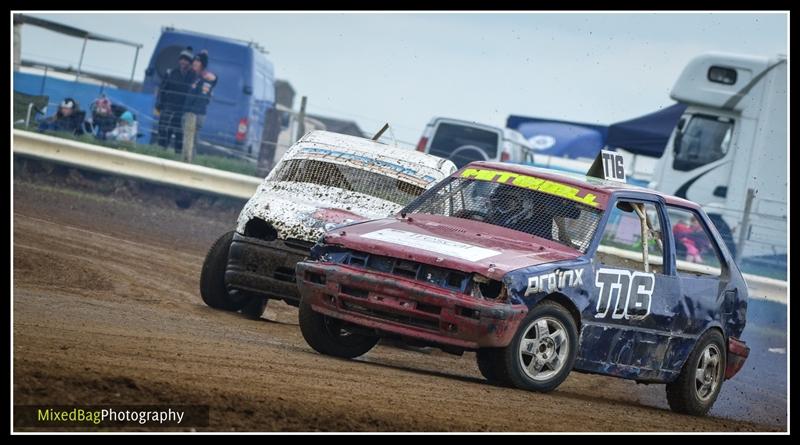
605 103 688 157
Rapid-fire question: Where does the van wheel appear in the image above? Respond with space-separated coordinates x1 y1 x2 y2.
666 329 726 416
298 298 378 359
496 300 578 392
199 231 247 311
476 348 512 386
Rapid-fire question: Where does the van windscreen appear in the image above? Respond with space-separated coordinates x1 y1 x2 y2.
428 123 500 168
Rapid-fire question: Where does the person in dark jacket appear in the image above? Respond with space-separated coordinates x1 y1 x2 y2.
155 46 196 152
181 50 217 159
38 98 85 136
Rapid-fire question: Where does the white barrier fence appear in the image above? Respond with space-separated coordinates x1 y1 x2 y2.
12 129 786 303
598 245 786 304
13 129 262 200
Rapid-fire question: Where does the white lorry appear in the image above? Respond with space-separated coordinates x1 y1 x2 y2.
648 52 787 279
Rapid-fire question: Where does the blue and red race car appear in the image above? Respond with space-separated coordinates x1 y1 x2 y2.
295 155 750 416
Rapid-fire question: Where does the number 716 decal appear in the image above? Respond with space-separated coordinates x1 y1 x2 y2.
594 268 655 319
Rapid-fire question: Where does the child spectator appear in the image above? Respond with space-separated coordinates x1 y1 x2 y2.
90 94 117 140
107 111 138 143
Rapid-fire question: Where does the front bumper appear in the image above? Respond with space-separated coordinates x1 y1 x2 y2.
725 336 750 379
225 233 313 303
295 261 527 350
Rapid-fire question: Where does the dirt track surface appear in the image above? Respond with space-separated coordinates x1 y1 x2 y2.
12 176 782 432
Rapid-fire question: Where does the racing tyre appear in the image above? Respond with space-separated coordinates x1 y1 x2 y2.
298 298 378 359
497 300 578 392
666 329 726 416
476 348 512 386
199 231 247 311
241 296 268 320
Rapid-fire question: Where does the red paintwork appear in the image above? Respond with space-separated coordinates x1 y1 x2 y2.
312 208 366 224
296 261 528 350
465 161 703 209
725 336 750 379
324 213 581 282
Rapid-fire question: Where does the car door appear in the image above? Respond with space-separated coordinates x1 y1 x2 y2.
577 195 682 381
663 205 731 336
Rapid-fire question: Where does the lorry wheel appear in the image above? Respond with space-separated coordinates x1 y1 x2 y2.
240 296 268 320
476 348 512 386
298 298 378 359
666 329 726 416
199 231 247 311
497 300 578 392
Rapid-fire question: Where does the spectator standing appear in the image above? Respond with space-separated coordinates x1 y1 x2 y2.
155 46 195 153
182 50 217 162
37 98 85 136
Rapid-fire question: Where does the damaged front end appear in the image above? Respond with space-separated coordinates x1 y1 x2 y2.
225 218 316 304
225 182 394 304
296 243 527 352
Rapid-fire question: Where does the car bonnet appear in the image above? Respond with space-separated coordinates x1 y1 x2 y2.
321 214 582 281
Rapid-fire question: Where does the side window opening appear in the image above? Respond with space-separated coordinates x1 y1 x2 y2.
667 207 724 278
597 200 665 274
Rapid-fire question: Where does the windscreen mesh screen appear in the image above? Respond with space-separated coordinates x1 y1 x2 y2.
272 159 426 205
405 177 603 252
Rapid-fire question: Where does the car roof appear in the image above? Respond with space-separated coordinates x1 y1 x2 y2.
281 131 457 187
296 131 453 170
464 161 702 209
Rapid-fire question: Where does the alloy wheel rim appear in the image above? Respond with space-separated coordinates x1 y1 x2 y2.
695 343 722 401
518 316 569 381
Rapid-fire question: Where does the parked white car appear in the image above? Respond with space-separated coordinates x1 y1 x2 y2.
200 130 457 318
415 117 535 168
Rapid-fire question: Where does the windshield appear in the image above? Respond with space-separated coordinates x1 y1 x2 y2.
402 175 604 253
271 159 426 206
673 115 733 171
429 123 500 168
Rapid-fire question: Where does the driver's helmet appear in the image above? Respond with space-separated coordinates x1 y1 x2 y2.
486 185 535 225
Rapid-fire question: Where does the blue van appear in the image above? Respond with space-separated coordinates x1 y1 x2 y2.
142 27 275 157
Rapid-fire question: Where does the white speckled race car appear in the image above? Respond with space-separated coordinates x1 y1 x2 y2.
200 130 457 319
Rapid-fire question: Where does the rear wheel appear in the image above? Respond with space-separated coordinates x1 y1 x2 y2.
666 329 726 416
495 301 578 392
199 231 248 311
240 296 268 319
298 298 378 359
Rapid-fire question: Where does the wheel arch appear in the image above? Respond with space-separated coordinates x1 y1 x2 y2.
669 324 727 382
538 292 583 335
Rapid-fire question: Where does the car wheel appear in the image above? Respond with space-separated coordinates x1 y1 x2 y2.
199 231 247 311
498 300 578 392
476 348 512 386
666 329 726 416
298 298 378 359
240 296 268 320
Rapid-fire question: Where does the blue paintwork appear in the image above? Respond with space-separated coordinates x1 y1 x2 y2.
502 189 748 383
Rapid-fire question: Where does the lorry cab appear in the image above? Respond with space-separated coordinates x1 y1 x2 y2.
142 27 276 158
416 117 534 168
649 52 787 277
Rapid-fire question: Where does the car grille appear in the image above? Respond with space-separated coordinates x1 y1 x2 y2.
333 249 470 293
